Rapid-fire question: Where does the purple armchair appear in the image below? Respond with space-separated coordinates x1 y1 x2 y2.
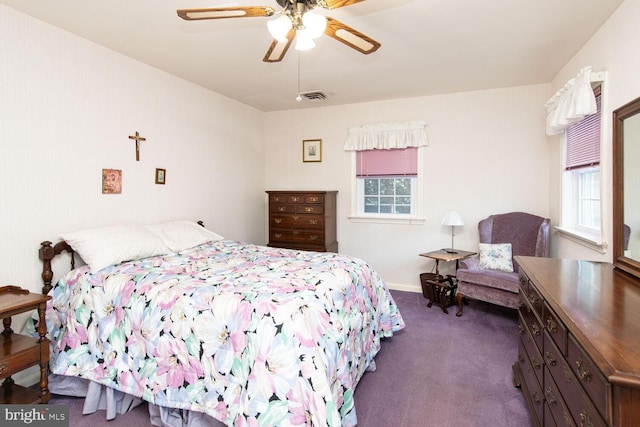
455 212 550 317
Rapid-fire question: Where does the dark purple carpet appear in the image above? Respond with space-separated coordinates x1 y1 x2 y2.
51 290 531 426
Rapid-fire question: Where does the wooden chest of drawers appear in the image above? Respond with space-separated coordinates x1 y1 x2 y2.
513 257 640 427
266 191 338 252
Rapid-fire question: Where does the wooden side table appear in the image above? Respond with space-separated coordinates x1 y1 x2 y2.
0 285 51 404
419 249 476 314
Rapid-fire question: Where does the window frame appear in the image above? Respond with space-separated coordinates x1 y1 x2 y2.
348 147 425 224
557 83 607 251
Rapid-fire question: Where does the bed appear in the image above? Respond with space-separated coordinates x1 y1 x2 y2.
29 221 405 426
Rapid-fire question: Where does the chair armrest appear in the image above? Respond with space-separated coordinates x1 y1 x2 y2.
459 256 480 270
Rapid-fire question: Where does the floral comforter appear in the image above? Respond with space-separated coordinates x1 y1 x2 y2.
36 240 405 426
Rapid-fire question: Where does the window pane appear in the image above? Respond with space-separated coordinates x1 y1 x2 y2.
358 176 414 215
395 179 411 195
578 170 600 229
364 179 378 195
380 179 395 195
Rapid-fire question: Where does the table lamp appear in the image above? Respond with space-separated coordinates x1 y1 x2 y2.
442 210 464 253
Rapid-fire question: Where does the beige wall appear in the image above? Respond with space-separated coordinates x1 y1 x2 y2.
3 0 640 297
549 0 640 261
0 6 266 294
264 85 551 291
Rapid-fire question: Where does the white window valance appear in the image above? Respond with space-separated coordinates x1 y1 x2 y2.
344 120 428 151
545 66 598 136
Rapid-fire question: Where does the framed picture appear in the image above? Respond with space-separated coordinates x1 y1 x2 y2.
102 169 122 194
155 168 166 185
302 139 322 162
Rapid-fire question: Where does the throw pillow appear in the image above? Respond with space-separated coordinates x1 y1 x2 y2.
478 243 514 272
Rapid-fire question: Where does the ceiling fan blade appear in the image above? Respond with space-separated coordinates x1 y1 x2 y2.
177 7 275 21
324 17 380 54
321 0 367 10
263 28 296 63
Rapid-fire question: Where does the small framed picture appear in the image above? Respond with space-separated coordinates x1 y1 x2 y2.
302 139 322 162
155 168 166 185
102 169 122 194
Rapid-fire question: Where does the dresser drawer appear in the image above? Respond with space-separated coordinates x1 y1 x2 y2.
270 204 296 213
567 334 608 421
543 333 606 427
518 337 544 425
271 214 324 229
526 283 544 318
544 366 576 427
520 294 544 353
519 312 544 388
295 205 324 215
543 302 567 356
0 336 41 379
270 229 325 245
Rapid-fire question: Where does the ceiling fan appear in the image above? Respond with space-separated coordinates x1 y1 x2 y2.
177 0 381 62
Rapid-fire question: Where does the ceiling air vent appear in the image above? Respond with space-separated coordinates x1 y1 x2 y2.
300 91 327 101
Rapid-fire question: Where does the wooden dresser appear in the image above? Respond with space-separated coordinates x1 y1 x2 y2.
513 256 640 427
266 191 338 252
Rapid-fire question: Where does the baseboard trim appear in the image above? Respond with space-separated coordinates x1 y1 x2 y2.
386 282 421 293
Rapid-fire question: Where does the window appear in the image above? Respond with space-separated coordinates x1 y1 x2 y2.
561 85 602 242
353 147 422 221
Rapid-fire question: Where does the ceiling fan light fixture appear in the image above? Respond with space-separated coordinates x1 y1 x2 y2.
267 15 293 42
302 11 327 39
295 29 316 51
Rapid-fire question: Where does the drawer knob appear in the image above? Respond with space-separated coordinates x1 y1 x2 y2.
532 391 541 404
305 207 313 212
293 215 299 220
309 219 318 225
576 360 592 382
529 293 539 305
274 218 282 224
579 412 594 427
275 233 282 238
545 388 557 407
292 230 299 235
278 207 285 212
531 356 541 370
545 351 557 367
309 197 319 202
518 324 525 335
0 362 6 375
309 235 318 240
546 318 558 333
531 322 540 336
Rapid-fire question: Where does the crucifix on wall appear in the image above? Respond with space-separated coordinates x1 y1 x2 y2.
128 131 146 161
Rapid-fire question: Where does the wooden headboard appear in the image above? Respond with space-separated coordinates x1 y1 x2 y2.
38 221 205 295
39 241 75 295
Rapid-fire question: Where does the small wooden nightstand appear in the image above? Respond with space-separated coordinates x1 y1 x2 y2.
419 249 476 314
0 285 51 404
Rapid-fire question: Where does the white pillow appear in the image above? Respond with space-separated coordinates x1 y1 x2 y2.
61 225 171 273
146 220 224 252
478 243 514 272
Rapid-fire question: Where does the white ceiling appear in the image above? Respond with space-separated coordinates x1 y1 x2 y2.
4 0 624 112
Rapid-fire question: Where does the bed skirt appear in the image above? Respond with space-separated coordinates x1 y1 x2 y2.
49 375 226 426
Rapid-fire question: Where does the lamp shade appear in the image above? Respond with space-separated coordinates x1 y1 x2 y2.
442 210 464 226
295 29 316 51
302 11 327 39
267 15 292 42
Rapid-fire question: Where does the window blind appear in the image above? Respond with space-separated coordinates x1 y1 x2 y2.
357 147 418 176
565 86 601 170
